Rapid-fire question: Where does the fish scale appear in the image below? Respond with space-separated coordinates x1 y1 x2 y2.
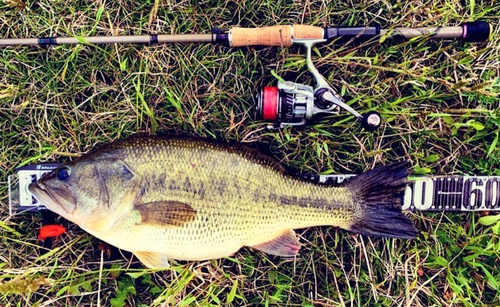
29 137 417 268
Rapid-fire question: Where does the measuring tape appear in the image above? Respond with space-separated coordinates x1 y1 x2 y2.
8 164 500 213
316 175 500 212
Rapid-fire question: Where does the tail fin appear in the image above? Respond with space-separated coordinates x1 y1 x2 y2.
345 162 418 239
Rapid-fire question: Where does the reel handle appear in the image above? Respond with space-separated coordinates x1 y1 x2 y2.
229 25 323 47
360 111 382 131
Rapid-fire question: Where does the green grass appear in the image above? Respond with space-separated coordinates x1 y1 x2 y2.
1 0 499 306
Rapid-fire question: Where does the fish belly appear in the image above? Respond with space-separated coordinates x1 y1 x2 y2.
93 199 305 260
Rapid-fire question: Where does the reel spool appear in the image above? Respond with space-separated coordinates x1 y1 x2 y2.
256 39 381 131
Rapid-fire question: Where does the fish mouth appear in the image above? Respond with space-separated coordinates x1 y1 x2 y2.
28 182 71 215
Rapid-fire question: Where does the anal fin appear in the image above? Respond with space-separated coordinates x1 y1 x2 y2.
250 229 302 257
134 251 170 269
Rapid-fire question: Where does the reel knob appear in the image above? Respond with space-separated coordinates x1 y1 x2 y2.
361 111 381 131
314 88 335 109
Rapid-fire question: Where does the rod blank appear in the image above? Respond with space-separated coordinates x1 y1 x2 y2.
0 34 214 46
381 26 464 40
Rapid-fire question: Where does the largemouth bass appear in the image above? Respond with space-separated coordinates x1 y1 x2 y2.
29 137 417 268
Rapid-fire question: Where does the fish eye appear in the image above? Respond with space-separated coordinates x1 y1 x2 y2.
57 167 71 181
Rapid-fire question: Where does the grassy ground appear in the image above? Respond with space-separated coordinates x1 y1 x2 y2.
0 0 499 306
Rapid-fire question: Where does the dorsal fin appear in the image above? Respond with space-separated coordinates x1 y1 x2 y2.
78 136 289 174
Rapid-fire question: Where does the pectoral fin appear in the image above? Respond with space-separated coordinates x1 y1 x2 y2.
134 251 170 269
135 201 196 227
250 229 302 257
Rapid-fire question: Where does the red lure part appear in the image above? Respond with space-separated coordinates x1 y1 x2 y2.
38 225 66 240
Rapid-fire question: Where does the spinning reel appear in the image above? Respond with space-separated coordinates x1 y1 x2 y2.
256 39 381 131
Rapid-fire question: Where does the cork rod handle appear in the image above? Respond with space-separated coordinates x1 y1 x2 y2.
230 25 324 47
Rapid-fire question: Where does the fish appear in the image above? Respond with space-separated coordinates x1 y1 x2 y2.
29 136 417 269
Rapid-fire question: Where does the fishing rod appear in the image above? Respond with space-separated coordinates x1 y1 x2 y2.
1 21 491 131
0 22 490 46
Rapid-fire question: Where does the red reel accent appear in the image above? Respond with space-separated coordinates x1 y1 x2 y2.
261 86 279 120
38 225 66 240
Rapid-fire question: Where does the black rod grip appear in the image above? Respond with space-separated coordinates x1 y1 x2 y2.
212 28 229 44
325 25 380 42
462 21 490 42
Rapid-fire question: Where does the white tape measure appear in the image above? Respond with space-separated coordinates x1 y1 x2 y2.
8 164 500 214
319 175 500 211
